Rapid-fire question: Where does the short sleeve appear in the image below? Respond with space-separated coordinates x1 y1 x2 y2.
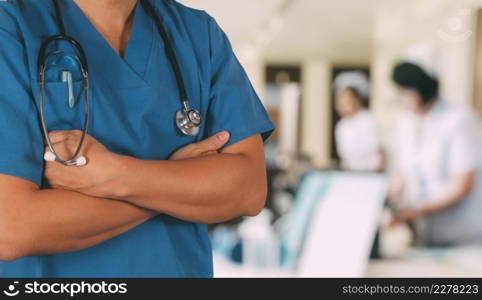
449 111 481 173
0 23 44 185
205 16 275 147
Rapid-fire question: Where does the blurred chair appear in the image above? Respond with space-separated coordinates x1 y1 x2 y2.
280 171 387 277
280 173 331 269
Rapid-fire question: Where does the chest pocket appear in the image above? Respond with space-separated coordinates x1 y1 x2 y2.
41 80 91 131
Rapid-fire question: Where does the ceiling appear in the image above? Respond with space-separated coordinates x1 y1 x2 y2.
178 0 382 65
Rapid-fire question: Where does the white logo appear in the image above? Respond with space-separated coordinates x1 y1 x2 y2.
438 9 473 43
3 281 20 297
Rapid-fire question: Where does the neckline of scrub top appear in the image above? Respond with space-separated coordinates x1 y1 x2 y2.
59 0 154 89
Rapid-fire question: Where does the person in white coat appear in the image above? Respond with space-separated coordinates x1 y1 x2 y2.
388 61 482 246
334 72 384 172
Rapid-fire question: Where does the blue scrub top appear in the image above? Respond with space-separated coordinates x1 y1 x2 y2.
0 0 274 278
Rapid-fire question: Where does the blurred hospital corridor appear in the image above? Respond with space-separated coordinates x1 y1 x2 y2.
179 0 482 277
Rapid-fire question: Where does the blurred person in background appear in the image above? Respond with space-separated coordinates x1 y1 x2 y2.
334 72 385 172
388 59 482 247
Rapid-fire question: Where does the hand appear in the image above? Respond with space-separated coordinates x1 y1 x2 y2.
44 130 231 198
44 130 121 198
169 131 230 161
388 207 423 227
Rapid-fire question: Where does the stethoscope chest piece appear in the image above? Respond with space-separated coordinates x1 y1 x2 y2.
176 108 201 137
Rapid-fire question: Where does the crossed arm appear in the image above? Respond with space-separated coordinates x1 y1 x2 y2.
0 131 268 261
387 172 475 226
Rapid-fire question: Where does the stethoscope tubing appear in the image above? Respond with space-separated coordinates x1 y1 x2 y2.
39 58 90 166
39 0 202 167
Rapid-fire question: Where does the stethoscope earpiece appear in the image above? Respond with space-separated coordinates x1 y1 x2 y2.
44 151 57 162
74 156 88 167
44 151 88 167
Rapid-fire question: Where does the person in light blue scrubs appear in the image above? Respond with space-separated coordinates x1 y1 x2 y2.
0 0 274 278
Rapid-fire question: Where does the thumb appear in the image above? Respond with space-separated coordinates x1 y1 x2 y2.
196 131 230 152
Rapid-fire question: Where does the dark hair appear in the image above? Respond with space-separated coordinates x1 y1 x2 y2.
392 62 439 103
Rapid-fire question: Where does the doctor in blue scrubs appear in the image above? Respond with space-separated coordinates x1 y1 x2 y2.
0 0 274 278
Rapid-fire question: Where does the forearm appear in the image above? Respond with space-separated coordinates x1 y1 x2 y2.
419 172 475 216
44 134 268 224
1 186 155 260
30 215 147 257
109 153 266 224
420 190 468 216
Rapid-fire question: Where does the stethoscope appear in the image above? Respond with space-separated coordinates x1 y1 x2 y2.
40 0 202 167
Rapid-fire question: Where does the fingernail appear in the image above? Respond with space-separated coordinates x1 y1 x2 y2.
217 131 229 141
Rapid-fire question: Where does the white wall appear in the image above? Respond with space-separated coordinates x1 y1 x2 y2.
300 58 332 167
